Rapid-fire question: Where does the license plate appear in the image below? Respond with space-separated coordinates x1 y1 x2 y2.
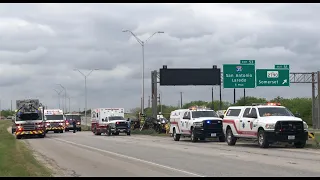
288 135 295 140
211 133 216 137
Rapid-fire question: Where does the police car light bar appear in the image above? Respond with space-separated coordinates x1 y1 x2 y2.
188 106 209 110
252 102 281 106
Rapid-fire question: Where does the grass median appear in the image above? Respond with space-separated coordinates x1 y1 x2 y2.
0 120 52 177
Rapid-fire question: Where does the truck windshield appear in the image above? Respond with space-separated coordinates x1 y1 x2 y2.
109 116 125 121
65 115 81 121
46 115 64 120
192 111 219 118
258 107 294 117
16 113 42 121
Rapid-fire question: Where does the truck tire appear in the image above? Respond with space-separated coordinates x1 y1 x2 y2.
127 132 131 136
65 129 69 132
190 129 198 143
173 129 180 141
219 135 226 142
107 127 112 136
39 134 45 138
226 128 237 146
60 130 64 133
258 129 269 148
16 135 22 139
294 141 306 148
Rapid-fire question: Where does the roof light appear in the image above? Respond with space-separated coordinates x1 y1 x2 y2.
252 102 281 106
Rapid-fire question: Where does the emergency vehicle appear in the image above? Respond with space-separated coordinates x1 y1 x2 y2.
169 106 225 142
44 109 65 133
223 103 309 148
65 113 82 132
14 99 46 139
91 108 130 136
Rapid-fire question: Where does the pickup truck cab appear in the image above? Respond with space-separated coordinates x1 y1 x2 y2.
170 106 225 142
222 103 308 148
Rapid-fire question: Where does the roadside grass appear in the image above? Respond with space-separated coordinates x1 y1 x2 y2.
0 120 52 177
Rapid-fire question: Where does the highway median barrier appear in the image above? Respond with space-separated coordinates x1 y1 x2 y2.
0 120 52 177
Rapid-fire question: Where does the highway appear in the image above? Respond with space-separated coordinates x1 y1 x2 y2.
18 131 320 177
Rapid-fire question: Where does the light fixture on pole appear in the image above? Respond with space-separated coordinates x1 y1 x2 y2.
53 89 63 109
122 30 164 115
74 69 99 126
56 84 67 113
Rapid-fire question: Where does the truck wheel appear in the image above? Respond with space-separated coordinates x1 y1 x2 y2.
16 135 22 139
219 135 226 142
173 129 180 141
258 129 269 148
65 129 69 132
127 132 131 136
226 128 237 146
60 130 64 133
39 134 45 138
294 141 306 148
190 129 198 143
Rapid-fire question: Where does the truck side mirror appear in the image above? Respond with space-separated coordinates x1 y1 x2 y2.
294 113 300 117
102 119 104 121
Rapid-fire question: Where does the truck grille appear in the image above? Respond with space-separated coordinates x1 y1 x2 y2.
275 121 303 133
22 124 36 131
50 123 60 127
116 122 127 129
203 120 222 131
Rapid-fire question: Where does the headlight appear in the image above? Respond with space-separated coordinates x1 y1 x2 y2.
265 123 275 129
194 122 203 127
303 121 308 130
59 123 64 126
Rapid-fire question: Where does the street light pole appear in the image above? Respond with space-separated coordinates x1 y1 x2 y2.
122 30 164 115
74 69 98 126
53 89 63 109
57 84 66 113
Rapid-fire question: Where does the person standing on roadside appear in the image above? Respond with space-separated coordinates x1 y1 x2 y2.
72 119 77 133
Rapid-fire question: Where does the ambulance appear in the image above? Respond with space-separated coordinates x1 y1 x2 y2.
169 106 225 142
91 108 130 136
44 109 65 133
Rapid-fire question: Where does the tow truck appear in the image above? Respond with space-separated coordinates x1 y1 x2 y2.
169 106 225 142
223 102 309 148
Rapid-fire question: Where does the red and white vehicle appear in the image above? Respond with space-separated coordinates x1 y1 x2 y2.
44 109 65 133
91 108 130 136
222 103 309 148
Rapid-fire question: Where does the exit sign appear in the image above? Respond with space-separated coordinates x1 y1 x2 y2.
240 60 255 64
275 64 290 69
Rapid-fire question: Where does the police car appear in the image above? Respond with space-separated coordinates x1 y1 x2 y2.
169 106 225 142
222 103 308 148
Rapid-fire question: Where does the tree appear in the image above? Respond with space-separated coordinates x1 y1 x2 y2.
234 96 267 106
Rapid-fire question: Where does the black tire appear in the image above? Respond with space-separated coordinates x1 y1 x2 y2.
65 129 69 132
107 127 112 136
190 129 198 143
60 130 64 133
226 128 237 146
294 141 306 148
78 128 81 131
94 128 101 135
54 131 58 133
39 134 45 138
173 128 180 141
16 135 22 139
258 129 269 148
199 138 205 141
219 135 226 142
127 132 131 136
114 132 120 135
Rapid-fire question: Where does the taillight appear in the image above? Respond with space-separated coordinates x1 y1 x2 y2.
76 122 80 125
116 122 119 124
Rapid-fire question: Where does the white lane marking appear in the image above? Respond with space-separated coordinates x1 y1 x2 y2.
52 138 205 177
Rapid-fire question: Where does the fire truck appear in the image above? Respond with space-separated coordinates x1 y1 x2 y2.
65 113 82 131
169 106 225 142
14 99 46 139
91 108 130 136
44 109 65 133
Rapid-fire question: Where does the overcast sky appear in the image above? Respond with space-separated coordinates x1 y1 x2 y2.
0 3 318 111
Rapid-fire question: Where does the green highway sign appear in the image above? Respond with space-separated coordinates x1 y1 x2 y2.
256 69 290 87
223 64 256 88
240 60 255 64
275 64 290 69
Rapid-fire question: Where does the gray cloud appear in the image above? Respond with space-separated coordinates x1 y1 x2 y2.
0 3 318 111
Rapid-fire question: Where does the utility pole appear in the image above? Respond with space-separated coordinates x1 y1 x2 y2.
243 88 246 105
148 96 151 108
54 89 63 109
74 69 98 127
122 30 164 115
57 84 66 113
211 87 214 110
180 92 183 108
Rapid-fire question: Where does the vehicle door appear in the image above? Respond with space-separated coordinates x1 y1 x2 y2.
240 108 253 137
181 111 191 134
241 107 257 137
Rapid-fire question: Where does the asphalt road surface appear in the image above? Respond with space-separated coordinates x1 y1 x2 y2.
19 131 320 177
